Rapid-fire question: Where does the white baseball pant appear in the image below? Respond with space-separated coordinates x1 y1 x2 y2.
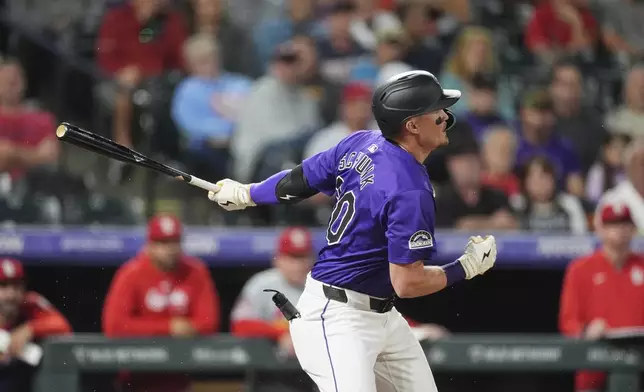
289 275 439 392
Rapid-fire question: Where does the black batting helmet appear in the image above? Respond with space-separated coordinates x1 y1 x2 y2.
372 70 461 138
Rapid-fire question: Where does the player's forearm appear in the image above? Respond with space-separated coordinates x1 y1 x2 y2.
393 266 450 298
405 266 448 298
249 165 318 205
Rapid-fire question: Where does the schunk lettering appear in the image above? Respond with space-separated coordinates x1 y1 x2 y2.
338 151 375 190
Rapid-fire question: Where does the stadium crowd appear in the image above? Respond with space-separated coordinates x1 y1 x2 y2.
0 0 643 229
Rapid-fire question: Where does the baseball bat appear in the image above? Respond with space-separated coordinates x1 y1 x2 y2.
55 123 220 193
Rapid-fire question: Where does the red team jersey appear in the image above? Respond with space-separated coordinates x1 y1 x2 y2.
103 253 219 392
103 252 220 336
0 291 71 338
559 250 644 390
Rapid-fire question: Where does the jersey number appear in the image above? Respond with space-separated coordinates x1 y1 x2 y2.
326 177 356 245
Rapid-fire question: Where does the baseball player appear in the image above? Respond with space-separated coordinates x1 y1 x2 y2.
208 70 498 392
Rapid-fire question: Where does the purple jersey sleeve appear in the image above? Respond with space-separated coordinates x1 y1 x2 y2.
301 145 338 196
384 190 437 265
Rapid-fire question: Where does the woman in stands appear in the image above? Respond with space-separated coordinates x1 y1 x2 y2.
511 155 588 234
439 26 515 121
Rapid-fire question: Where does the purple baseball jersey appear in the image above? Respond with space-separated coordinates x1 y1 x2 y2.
302 130 437 298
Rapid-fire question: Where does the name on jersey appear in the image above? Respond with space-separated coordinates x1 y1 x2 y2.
338 151 375 190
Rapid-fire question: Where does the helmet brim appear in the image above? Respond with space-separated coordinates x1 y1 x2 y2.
438 89 461 109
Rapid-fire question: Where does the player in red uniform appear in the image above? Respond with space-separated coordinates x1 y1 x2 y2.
103 214 220 392
0 258 71 391
559 203 644 391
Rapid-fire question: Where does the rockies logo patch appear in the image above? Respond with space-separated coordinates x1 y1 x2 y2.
408 230 433 250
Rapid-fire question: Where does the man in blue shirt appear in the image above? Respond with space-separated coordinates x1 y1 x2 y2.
171 34 252 183
208 71 497 392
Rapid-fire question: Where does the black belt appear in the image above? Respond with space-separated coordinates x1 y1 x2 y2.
322 285 395 313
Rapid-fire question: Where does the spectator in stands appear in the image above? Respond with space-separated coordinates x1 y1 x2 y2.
350 28 412 87
96 0 187 148
480 125 520 198
511 155 588 233
462 73 507 140
597 139 644 233
440 26 515 121
586 133 629 205
397 1 446 75
304 82 375 159
515 89 585 197
435 137 518 230
559 202 644 392
605 64 644 138
350 0 401 51
0 258 71 391
233 43 321 182
0 59 59 180
292 34 343 127
253 0 317 71
224 0 283 32
171 34 251 183
549 59 606 173
525 0 598 65
184 0 259 77
103 214 219 392
601 0 644 65
316 0 369 84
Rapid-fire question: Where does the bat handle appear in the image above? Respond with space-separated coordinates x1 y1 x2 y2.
185 175 221 193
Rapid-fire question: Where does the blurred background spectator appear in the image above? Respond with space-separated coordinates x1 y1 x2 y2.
440 26 516 121
598 139 644 232
0 60 59 181
586 133 629 204
184 0 260 78
480 125 520 198
435 136 518 230
316 0 369 84
350 27 412 87
514 89 585 197
233 43 321 183
171 34 251 184
605 64 644 138
549 59 606 173
525 0 598 67
511 155 588 234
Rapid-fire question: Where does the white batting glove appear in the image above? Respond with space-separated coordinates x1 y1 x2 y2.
458 235 497 279
207 179 256 211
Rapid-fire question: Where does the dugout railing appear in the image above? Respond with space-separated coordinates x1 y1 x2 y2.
33 334 642 392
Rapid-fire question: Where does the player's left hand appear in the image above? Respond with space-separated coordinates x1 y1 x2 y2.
208 179 256 211
459 235 497 279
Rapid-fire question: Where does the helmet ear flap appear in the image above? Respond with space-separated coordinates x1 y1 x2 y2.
445 110 455 131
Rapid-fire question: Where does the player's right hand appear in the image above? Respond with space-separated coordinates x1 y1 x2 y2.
458 235 497 279
207 179 256 211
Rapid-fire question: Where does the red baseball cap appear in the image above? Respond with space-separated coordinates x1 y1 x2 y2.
277 227 313 257
0 258 24 282
343 82 371 103
599 203 633 225
147 214 183 242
